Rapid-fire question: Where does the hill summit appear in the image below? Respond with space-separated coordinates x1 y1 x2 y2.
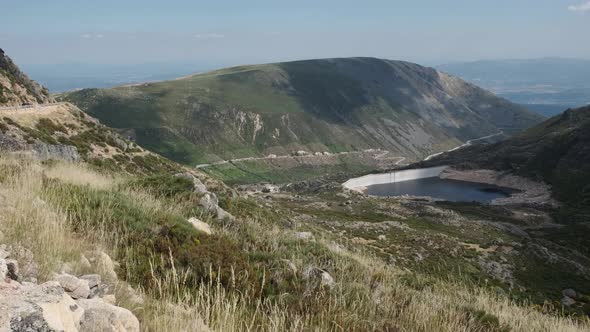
62 57 543 170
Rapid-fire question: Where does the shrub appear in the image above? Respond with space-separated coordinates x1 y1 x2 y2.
126 174 194 199
43 180 256 295
463 306 511 332
36 118 68 134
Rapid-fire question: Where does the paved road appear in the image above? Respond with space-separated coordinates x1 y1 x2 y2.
196 149 406 169
423 131 504 161
0 102 64 113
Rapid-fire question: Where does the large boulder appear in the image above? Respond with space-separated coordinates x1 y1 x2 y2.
0 281 85 331
77 298 140 332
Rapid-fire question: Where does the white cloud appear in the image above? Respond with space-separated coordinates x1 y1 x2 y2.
194 33 225 40
81 33 105 39
568 1 590 12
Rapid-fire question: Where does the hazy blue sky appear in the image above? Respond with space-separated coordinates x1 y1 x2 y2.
1 0 590 66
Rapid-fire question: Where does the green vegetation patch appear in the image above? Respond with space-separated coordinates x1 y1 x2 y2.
43 180 255 292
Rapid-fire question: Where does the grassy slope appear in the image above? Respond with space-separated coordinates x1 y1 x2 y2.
1 156 589 331
61 58 542 182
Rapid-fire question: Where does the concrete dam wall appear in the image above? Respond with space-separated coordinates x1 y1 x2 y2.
343 166 448 191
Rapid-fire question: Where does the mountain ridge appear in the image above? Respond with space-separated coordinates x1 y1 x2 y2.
61 57 542 179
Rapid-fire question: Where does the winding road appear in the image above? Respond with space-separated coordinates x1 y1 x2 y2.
196 149 406 169
0 102 64 114
423 131 504 161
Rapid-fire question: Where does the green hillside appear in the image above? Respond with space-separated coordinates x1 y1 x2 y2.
422 105 590 219
61 58 542 176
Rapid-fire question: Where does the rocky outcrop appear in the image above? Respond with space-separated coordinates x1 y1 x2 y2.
32 142 81 162
0 49 54 106
0 246 140 332
175 172 236 222
175 172 208 194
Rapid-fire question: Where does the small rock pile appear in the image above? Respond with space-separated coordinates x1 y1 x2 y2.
0 246 140 332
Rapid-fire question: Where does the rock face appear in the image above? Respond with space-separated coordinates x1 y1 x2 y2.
0 49 54 106
32 142 81 162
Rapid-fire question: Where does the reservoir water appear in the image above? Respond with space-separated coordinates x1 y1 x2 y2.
366 177 515 203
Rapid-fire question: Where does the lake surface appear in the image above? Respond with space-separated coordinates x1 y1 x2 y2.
366 177 515 203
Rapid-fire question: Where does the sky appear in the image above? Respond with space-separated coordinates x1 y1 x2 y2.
1 0 590 67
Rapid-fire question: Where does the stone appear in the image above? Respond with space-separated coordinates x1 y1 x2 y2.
377 235 387 241
199 192 219 213
5 259 19 281
0 281 84 332
561 296 576 307
0 257 7 282
562 288 579 299
216 207 235 223
188 217 212 235
7 245 38 282
320 271 335 289
302 266 336 292
77 298 140 332
294 231 315 241
80 274 101 289
86 251 118 282
55 274 91 299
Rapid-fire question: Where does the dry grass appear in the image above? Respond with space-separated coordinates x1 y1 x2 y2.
0 154 588 331
43 161 119 189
